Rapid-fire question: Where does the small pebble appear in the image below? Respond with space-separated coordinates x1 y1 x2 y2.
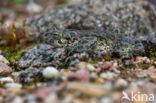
136 56 144 64
100 72 115 80
110 67 120 74
42 67 59 79
100 97 112 103
7 87 21 94
87 64 95 71
95 77 104 84
77 62 87 69
124 60 133 66
144 58 151 64
96 67 101 72
0 77 14 83
26 94 37 103
44 93 58 103
26 0 43 14
115 78 128 88
101 62 113 70
113 62 118 67
0 63 12 76
68 68 90 81
12 97 23 103
0 55 9 64
0 88 5 96
4 83 22 88
136 56 151 64
90 72 98 79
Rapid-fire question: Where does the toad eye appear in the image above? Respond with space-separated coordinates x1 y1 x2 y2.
52 31 62 39
59 38 66 43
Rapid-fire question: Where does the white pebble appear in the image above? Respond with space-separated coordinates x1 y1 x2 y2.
100 72 115 80
12 97 23 103
26 0 42 14
100 97 112 103
44 93 58 103
42 67 59 78
0 55 9 64
87 64 95 71
4 83 22 88
115 78 128 88
0 77 14 83
90 72 98 79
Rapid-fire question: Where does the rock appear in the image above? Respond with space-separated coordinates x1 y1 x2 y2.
19 67 42 84
37 84 65 99
0 88 6 96
95 77 104 84
46 77 63 86
7 87 21 94
0 63 12 76
144 58 151 64
96 68 101 73
26 94 37 103
101 62 113 70
137 68 156 78
87 64 95 72
0 55 9 64
100 97 112 103
67 82 112 97
77 62 87 69
16 44 66 69
26 0 43 14
100 72 116 80
115 78 128 88
42 67 59 79
4 83 22 88
110 67 120 74
113 61 118 67
124 60 133 66
68 68 90 81
12 97 23 103
59 96 73 103
136 56 144 64
136 56 151 64
90 72 98 79
0 77 14 84
44 93 58 103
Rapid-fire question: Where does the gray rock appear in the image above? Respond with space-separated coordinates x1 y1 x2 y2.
16 44 66 69
4 83 22 88
0 55 9 64
19 67 42 84
0 77 14 84
0 63 12 76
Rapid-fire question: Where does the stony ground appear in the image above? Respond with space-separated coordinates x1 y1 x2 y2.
0 0 156 103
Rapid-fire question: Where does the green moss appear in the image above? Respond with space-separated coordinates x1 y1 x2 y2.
151 52 156 61
104 56 113 61
89 61 99 65
0 43 38 65
62 62 68 69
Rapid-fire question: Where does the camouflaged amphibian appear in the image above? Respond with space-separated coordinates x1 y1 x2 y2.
17 0 156 69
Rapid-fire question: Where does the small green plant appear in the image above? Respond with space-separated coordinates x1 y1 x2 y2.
11 0 28 4
0 21 2 25
151 52 156 61
0 20 35 65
